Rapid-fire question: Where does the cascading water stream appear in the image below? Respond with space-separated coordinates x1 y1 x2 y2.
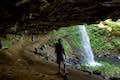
78 25 101 66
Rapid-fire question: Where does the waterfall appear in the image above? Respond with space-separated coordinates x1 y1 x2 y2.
78 25 100 66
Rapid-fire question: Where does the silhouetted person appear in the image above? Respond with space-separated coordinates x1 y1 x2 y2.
55 39 66 74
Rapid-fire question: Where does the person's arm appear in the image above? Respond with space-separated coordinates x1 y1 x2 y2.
61 44 66 57
63 50 65 56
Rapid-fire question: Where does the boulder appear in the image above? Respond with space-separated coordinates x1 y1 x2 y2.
117 56 120 60
82 70 92 75
109 77 120 80
93 71 102 76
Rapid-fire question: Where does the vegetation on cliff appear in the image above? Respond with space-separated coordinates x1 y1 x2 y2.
49 21 120 54
48 20 120 77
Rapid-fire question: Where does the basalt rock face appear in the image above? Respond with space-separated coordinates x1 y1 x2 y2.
0 0 120 34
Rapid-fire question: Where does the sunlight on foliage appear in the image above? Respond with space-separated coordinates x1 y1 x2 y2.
81 61 120 77
104 19 120 32
49 23 120 54
86 24 114 53
49 23 120 77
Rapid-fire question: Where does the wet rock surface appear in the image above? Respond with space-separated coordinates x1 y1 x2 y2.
109 77 120 80
0 39 106 80
96 53 120 62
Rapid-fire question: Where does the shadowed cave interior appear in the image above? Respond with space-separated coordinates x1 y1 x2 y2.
0 0 120 80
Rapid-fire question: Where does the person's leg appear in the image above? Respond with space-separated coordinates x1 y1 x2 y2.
58 62 61 74
63 62 66 73
62 57 66 74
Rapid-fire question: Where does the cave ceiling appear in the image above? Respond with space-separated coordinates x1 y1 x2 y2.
0 0 120 34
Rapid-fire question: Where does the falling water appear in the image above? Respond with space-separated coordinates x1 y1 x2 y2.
79 25 100 66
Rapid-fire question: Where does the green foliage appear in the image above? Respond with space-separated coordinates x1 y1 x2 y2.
49 26 82 54
112 37 120 48
96 62 120 77
49 23 120 77
80 61 120 77
105 19 120 32
62 39 72 54
49 23 120 54
49 22 120 77
86 24 119 53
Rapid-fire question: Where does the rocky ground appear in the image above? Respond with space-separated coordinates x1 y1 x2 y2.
0 35 106 80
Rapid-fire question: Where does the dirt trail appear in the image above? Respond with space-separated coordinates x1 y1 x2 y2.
0 36 105 80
